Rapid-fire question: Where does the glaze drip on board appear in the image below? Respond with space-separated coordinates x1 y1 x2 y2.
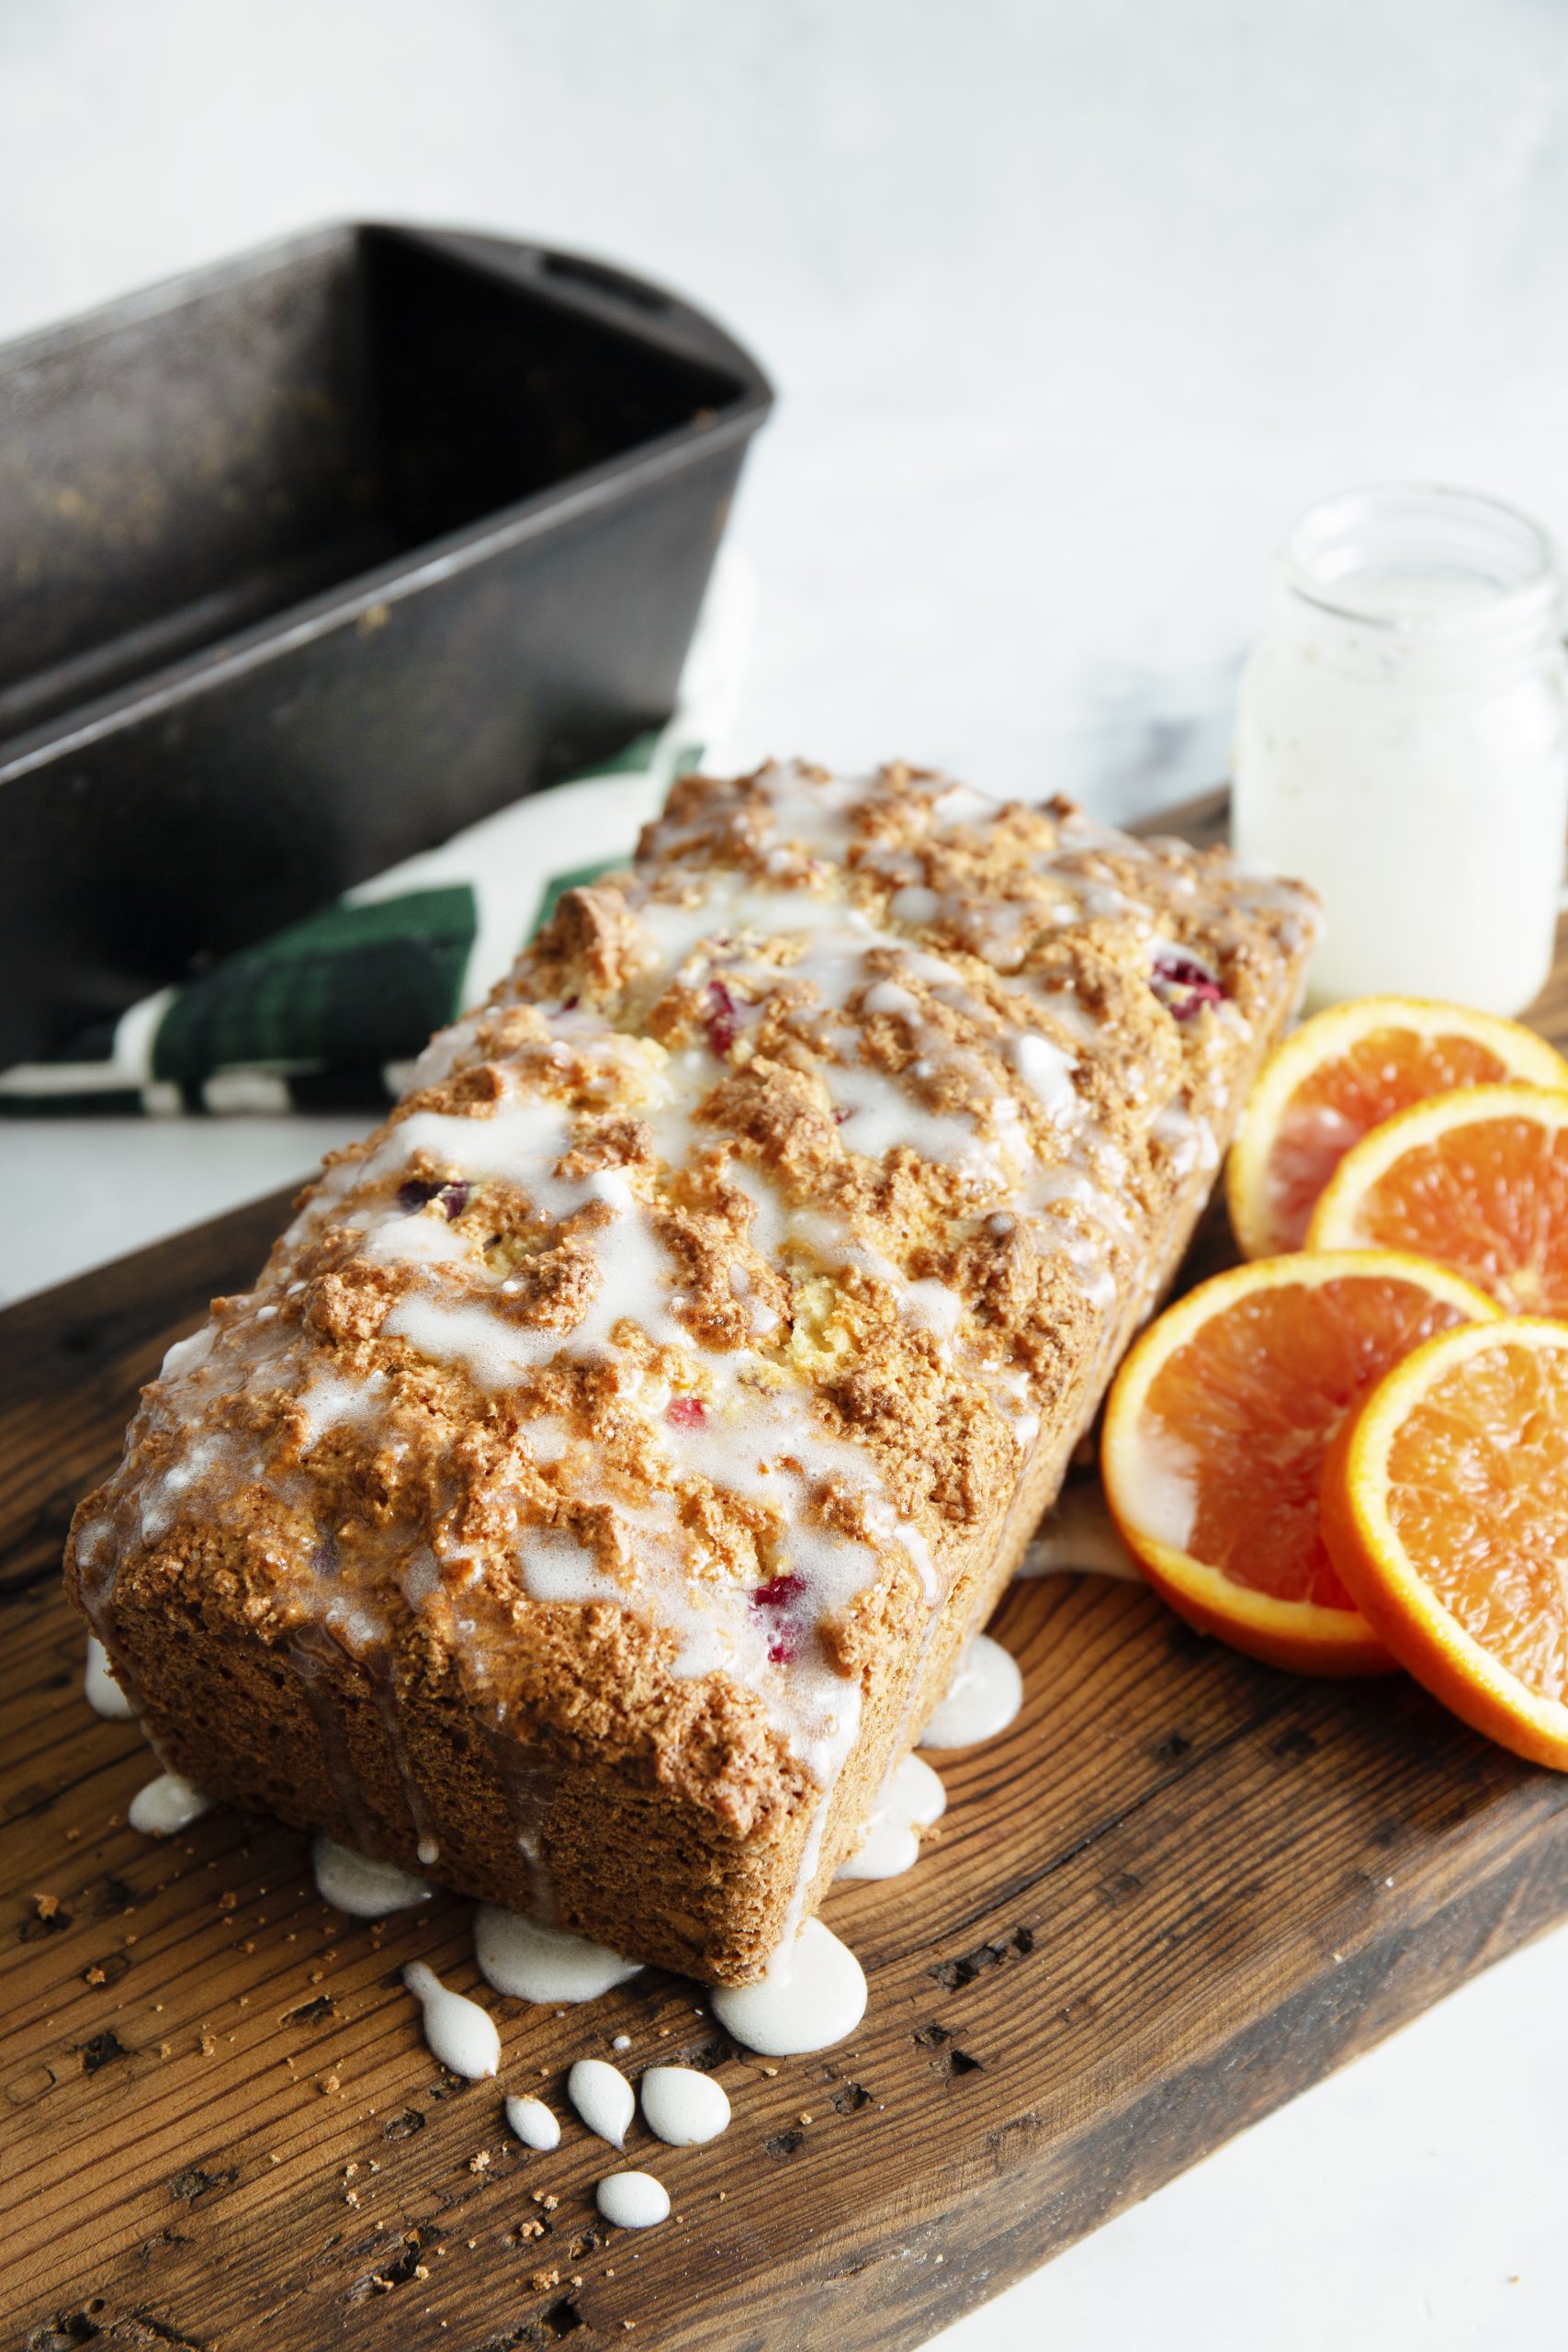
836 1753 947 1881
710 1917 868 2055
596 2171 671 2229
402 1962 499 2079
474 1906 644 2003
504 2093 561 2151
919 1634 1024 1749
128 1772 210 1836
311 1835 432 1918
638 2064 732 2146
84 1634 136 1720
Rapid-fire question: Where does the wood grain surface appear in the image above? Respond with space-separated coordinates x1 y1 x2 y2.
7 790 1568 2352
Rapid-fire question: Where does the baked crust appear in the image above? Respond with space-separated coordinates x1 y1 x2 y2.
65 763 1316 1982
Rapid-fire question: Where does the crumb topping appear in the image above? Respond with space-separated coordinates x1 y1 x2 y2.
72 761 1317 1856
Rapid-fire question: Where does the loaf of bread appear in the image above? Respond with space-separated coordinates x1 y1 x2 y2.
66 763 1315 1983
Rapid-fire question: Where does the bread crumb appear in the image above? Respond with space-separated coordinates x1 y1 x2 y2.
84 1965 107 1986
32 1893 60 1921
468 2151 491 2173
318 2070 341 2095
218 1890 237 1911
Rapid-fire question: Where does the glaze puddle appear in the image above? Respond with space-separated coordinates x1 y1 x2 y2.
919 1634 1023 1748
638 2064 731 2146
710 1917 867 2056
402 1961 499 2078
837 1753 946 1881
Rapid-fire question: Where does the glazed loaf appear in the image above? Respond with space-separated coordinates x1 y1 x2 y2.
67 763 1315 1983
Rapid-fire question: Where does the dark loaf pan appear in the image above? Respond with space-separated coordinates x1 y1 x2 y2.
0 221 773 1067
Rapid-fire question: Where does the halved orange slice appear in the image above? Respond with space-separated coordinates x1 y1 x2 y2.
1307 1084 1568 1314
1101 1251 1498 1674
1322 1317 1568 1770
1226 998 1568 1260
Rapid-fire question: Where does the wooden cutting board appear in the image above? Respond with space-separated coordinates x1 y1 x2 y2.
6 793 1568 2352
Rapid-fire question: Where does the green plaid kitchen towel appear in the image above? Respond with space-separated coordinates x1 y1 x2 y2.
0 556 752 1117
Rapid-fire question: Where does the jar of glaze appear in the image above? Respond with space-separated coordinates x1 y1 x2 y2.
1233 483 1568 1012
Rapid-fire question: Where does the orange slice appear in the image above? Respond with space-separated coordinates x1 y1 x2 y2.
1101 1251 1498 1675
1225 998 1568 1260
1322 1317 1568 1770
1307 1084 1568 1313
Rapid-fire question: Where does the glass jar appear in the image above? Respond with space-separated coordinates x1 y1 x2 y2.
1233 484 1568 1012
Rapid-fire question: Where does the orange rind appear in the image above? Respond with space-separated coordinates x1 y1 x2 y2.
1321 1317 1568 1770
1226 997 1568 1261
1101 1250 1498 1675
1307 1083 1568 1314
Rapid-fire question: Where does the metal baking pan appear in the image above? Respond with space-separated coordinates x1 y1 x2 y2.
0 222 773 1066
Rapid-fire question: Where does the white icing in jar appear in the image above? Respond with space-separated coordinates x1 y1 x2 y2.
1234 483 1568 1012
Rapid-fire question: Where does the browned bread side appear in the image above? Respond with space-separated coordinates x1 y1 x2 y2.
66 763 1316 1983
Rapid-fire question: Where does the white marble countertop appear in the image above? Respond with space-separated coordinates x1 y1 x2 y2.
3 1 1566 2342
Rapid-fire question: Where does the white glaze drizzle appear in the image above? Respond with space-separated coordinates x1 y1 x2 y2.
311 1834 433 1917
709 1917 868 2055
85 1634 136 1720
596 2171 671 2229
835 1752 947 1881
637 2064 732 2146
1017 1482 1145 1582
402 1961 500 2078
568 2057 636 2149
474 1906 645 2004
504 2093 561 2151
128 1771 211 1835
918 1634 1024 1749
